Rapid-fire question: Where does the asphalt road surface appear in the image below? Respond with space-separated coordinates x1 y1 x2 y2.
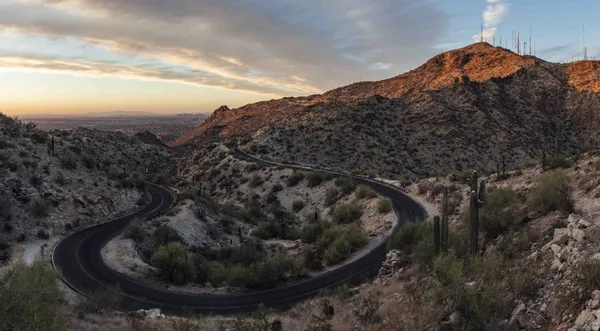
53 157 427 315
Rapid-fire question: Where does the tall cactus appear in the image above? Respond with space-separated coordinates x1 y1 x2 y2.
542 147 546 172
441 186 449 250
469 171 485 255
51 135 55 157
433 216 441 253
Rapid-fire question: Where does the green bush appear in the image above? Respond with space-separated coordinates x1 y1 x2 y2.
321 223 367 265
334 177 356 195
479 188 525 240
248 175 264 188
286 171 305 187
28 199 50 217
528 169 574 214
292 200 305 212
576 260 600 294
302 246 323 271
300 220 329 244
324 189 340 207
0 262 67 331
355 185 377 199
332 203 363 223
81 154 97 169
377 198 393 214
388 221 432 254
77 287 122 314
546 156 572 170
125 219 146 242
306 172 327 187
151 242 194 285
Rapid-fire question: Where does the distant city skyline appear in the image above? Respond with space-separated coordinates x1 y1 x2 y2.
0 0 599 115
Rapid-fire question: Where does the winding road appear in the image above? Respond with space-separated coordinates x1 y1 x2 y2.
52 151 427 315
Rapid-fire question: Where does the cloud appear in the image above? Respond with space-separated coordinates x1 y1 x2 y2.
0 0 448 96
473 0 509 42
483 2 509 27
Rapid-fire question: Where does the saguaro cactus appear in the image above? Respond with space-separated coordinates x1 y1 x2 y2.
469 171 485 255
51 135 55 157
441 186 449 250
542 147 546 172
433 216 441 253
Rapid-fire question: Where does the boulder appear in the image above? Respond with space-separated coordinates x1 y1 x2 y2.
554 228 569 245
575 309 595 327
572 228 586 242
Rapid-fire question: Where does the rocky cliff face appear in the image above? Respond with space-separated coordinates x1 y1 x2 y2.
170 43 600 178
0 115 171 261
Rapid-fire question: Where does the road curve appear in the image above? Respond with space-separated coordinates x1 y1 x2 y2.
52 154 428 315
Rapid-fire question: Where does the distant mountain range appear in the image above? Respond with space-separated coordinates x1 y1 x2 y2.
20 111 210 119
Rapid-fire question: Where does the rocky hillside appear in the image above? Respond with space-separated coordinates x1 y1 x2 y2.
170 42 600 179
0 114 172 261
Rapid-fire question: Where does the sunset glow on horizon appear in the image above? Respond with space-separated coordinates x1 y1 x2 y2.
1 0 599 116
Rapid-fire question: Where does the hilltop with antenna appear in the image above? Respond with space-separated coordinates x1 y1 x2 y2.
478 24 593 61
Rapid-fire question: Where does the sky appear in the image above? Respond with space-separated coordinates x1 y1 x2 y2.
0 0 599 116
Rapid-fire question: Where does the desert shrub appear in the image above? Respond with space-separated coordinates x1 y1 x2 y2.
154 225 181 245
331 203 363 223
271 183 283 192
355 184 377 199
286 171 305 187
209 168 221 179
323 239 352 265
528 169 574 214
388 220 432 254
68 145 82 154
377 198 393 214
245 163 258 172
324 189 340 207
479 188 524 240
306 172 327 187
546 156 572 170
60 154 78 170
36 229 50 239
322 223 367 265
301 220 329 244
303 246 323 271
81 154 97 169
77 287 122 314
292 200 305 212
334 177 356 195
265 192 279 205
248 175 264 188
29 174 43 187
125 219 146 242
7 160 19 171
0 262 67 331
3 223 13 233
151 242 194 285
0 194 12 222
30 131 47 144
28 199 50 217
354 291 381 324
576 260 600 294
21 158 37 169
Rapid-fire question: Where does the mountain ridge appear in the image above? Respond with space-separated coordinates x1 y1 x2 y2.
170 42 600 178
